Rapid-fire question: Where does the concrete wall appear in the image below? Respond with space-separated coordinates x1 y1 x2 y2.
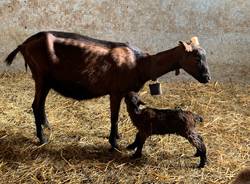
1 0 250 82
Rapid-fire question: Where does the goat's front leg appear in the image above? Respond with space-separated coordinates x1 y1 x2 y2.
32 80 50 144
109 94 122 150
132 133 147 159
127 132 140 150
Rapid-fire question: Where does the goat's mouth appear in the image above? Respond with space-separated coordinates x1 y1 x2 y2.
197 74 211 84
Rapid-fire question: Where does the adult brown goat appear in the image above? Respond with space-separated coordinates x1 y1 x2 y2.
4 31 210 149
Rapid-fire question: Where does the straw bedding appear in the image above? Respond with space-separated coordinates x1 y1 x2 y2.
0 72 249 184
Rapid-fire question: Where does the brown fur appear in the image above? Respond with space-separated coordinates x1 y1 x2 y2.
46 33 59 63
125 92 207 168
55 37 109 54
110 47 136 68
4 31 210 149
232 168 250 184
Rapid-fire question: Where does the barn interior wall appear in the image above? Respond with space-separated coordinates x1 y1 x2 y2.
0 0 249 82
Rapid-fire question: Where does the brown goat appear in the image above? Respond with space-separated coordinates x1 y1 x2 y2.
125 92 207 168
5 31 210 149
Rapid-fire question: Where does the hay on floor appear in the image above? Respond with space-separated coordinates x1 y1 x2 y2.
0 72 249 184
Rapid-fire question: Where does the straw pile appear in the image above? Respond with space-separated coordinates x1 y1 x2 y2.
0 72 249 184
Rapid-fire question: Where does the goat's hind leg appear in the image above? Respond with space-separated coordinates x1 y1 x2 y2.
109 95 122 150
186 132 207 168
193 134 204 157
32 80 50 144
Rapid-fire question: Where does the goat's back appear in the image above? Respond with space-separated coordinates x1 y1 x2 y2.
13 31 149 100
132 108 194 135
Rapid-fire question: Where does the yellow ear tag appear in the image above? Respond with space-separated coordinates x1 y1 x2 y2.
191 36 199 46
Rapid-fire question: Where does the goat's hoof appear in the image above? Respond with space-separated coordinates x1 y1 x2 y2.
197 162 206 169
126 144 137 150
197 164 205 169
194 152 200 157
109 146 120 153
39 137 48 145
108 136 118 149
42 123 51 130
131 153 142 159
42 119 51 130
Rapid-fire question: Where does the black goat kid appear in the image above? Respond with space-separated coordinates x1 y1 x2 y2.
125 92 207 168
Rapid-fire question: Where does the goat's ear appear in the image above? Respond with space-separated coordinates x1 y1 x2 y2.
179 41 193 52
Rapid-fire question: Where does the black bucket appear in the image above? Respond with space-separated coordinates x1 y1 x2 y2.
149 82 162 95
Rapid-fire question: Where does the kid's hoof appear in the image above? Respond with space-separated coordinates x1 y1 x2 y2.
197 160 207 168
194 152 200 157
197 163 205 169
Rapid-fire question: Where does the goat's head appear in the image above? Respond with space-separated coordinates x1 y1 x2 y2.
178 37 211 84
125 92 145 113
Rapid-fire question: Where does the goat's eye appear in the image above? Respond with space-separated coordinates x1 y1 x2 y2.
195 55 201 61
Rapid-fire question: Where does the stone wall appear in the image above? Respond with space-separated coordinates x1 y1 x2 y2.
1 0 249 82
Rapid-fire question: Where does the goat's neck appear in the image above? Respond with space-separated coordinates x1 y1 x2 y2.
141 46 184 81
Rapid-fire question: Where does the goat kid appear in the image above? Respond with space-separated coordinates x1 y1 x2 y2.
125 92 207 168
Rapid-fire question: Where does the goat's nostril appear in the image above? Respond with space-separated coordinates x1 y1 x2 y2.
203 75 211 81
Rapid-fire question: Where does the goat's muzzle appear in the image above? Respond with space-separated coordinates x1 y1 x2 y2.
199 74 211 84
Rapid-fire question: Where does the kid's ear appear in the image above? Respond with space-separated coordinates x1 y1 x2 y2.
134 108 141 114
138 99 146 106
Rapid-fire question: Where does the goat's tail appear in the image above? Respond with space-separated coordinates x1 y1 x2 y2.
5 45 22 66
